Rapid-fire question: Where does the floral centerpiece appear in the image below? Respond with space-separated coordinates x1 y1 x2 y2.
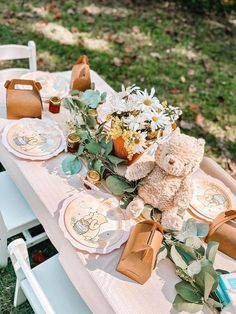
105 85 182 161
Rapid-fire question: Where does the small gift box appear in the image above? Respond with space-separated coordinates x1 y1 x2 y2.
5 79 42 120
116 221 163 284
70 55 91 92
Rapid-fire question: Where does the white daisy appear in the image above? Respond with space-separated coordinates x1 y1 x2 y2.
119 84 140 98
136 87 162 112
150 110 170 131
133 132 147 154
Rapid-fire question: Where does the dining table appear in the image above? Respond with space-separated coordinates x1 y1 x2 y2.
0 69 236 314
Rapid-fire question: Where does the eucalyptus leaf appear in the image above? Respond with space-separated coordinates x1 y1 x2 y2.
194 260 218 292
204 272 215 301
185 236 203 249
124 186 137 193
85 115 97 129
107 155 126 165
101 91 107 102
62 155 82 175
85 141 101 154
206 242 219 264
187 261 202 277
76 130 89 141
196 223 209 237
77 144 85 156
175 281 202 303
173 294 203 313
106 176 130 195
170 246 188 269
207 297 223 309
70 90 81 95
100 137 113 156
80 90 101 108
93 160 103 173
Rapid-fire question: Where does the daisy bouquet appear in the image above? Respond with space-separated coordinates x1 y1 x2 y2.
106 85 182 161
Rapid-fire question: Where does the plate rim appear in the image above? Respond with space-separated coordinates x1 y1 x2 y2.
2 118 66 160
58 190 132 254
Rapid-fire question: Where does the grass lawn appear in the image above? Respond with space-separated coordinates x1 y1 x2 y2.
0 0 235 312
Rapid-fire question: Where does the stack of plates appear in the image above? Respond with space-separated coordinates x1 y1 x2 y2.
20 71 69 101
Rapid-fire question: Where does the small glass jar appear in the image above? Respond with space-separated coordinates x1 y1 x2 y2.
67 133 80 153
84 170 101 189
49 96 61 114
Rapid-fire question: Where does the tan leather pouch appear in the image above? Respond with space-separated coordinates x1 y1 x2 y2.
70 55 91 92
5 79 42 120
116 221 163 284
205 210 236 260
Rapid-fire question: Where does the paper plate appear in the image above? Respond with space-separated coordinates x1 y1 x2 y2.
59 191 132 254
2 118 66 160
20 71 69 100
190 176 235 221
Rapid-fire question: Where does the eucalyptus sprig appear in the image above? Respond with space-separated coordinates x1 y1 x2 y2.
62 123 139 196
163 219 224 314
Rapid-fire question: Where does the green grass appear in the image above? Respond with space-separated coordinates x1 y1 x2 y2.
0 0 235 311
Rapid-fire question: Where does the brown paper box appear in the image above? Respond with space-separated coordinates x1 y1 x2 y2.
117 221 163 284
5 79 42 120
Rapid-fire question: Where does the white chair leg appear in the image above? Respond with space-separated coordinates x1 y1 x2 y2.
14 278 27 307
0 214 8 267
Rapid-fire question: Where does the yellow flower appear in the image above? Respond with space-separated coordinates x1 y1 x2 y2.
106 116 122 141
162 100 168 107
143 99 152 106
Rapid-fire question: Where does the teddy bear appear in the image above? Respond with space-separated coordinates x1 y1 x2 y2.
126 128 205 230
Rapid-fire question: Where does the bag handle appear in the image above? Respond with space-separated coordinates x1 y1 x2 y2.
206 210 236 239
4 79 42 91
75 55 89 65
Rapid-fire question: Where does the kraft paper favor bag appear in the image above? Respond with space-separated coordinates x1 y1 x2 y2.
205 210 236 260
5 79 42 120
117 220 163 284
70 55 91 92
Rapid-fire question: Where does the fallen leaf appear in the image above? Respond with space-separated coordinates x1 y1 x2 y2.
122 56 132 64
170 88 180 95
132 25 140 34
150 52 162 59
206 78 213 86
84 16 95 24
189 103 199 113
203 59 212 72
188 69 195 76
112 57 122 66
180 76 186 83
71 26 79 33
195 113 205 127
188 84 197 93
124 46 133 53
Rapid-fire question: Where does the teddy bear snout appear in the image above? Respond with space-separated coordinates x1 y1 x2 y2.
168 158 175 165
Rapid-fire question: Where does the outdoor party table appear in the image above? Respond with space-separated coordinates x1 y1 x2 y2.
0 70 236 314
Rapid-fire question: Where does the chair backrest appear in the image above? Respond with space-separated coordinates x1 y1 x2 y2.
8 238 55 314
0 41 37 72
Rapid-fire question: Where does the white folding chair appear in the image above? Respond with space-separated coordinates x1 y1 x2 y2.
0 41 37 81
8 238 91 314
0 171 47 267
0 41 37 117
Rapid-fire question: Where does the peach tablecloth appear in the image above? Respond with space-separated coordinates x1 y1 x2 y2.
0 71 235 314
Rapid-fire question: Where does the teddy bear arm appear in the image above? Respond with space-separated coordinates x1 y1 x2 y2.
174 180 193 210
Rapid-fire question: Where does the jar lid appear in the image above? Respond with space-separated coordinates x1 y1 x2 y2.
49 96 61 105
68 133 80 143
87 170 100 183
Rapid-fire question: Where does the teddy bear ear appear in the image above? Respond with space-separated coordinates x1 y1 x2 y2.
197 138 205 147
173 127 181 135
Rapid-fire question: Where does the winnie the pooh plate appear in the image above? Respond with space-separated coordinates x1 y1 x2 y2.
2 118 65 160
59 190 132 254
190 176 235 221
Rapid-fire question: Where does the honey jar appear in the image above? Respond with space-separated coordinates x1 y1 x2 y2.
67 133 80 153
49 96 61 114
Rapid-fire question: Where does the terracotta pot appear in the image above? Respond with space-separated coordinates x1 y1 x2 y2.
113 136 140 165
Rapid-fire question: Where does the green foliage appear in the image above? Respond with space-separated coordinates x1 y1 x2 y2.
62 155 82 175
165 219 222 313
106 175 131 195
